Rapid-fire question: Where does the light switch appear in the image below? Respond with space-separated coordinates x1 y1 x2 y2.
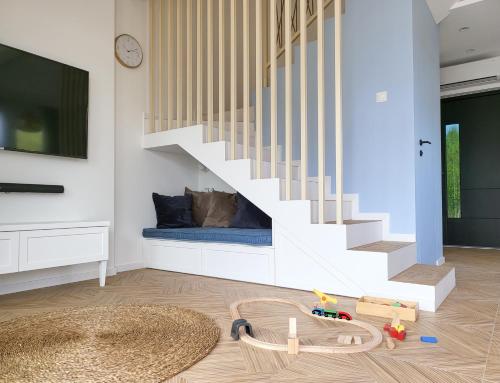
376 91 388 103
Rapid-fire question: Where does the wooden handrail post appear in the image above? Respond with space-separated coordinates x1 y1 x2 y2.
219 0 225 140
207 0 214 141
255 0 263 178
300 0 308 199
177 0 183 129
285 0 292 200
149 0 156 133
196 0 202 124
168 0 175 130
270 0 277 178
317 0 325 223
334 0 343 224
159 0 165 132
186 0 193 125
230 0 237 160
243 0 250 158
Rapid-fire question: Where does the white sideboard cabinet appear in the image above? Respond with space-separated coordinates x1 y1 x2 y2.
0 221 109 286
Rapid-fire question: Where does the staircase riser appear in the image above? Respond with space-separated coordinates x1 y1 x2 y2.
387 245 418 279
346 221 384 248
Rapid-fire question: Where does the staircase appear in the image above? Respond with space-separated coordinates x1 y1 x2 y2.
143 124 455 312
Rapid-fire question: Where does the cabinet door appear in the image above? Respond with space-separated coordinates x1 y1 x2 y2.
0 232 20 274
19 227 108 272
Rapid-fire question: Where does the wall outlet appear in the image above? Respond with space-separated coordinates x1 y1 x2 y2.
376 91 388 103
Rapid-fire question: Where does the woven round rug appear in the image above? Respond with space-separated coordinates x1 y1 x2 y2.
0 305 220 383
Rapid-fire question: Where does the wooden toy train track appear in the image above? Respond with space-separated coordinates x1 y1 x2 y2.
230 297 383 354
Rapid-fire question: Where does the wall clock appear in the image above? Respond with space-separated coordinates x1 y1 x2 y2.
115 34 143 69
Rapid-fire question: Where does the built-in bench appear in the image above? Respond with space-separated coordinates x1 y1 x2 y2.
142 227 275 286
142 227 272 246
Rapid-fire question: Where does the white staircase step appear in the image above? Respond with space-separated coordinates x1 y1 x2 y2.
388 264 456 310
350 241 417 279
329 220 384 248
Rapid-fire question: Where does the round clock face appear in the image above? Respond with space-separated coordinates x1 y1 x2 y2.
115 34 143 68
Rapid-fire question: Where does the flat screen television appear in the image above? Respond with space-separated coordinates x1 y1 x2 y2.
0 43 89 159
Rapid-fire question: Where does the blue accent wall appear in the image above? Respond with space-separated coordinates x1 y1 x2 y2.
412 0 443 264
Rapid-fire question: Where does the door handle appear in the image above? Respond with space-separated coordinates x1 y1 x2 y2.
419 139 432 146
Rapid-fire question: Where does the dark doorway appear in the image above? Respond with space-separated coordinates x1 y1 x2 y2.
441 90 500 247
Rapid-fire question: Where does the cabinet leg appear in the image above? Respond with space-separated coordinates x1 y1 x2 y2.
99 260 107 287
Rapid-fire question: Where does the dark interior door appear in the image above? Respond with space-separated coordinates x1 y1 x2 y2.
442 90 500 248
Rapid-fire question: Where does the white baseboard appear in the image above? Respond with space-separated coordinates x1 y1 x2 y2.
0 268 116 296
115 262 145 273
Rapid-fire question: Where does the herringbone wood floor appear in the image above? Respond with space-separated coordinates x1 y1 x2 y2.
1 247 499 383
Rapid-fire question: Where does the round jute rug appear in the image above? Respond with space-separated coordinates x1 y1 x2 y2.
0 305 220 383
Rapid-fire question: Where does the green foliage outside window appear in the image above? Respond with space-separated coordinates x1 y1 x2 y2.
446 124 461 219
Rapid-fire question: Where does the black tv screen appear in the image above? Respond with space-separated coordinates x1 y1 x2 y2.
0 43 89 158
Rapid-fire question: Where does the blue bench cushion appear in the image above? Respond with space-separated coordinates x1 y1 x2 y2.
142 227 272 246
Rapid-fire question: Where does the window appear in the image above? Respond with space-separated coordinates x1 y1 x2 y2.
445 124 461 218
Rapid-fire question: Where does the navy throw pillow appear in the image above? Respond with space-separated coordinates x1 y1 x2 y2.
230 192 272 229
152 193 195 229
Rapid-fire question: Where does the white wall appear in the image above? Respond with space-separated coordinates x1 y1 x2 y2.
0 0 116 292
114 0 200 271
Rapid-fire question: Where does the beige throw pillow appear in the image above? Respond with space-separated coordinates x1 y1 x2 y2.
184 187 211 227
202 191 237 228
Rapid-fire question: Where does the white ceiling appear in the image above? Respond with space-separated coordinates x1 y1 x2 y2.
439 0 500 67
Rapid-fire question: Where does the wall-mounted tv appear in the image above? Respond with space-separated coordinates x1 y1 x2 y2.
0 43 89 159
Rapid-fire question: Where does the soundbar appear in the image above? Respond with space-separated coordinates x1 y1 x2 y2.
0 183 64 194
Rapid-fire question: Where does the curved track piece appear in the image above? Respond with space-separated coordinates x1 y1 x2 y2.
230 298 383 354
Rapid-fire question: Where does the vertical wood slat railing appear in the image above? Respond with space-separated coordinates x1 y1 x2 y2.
148 0 344 225
207 0 214 141
317 0 325 224
285 0 292 201
218 0 225 140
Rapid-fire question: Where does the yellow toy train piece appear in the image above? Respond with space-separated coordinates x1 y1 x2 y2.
313 289 338 307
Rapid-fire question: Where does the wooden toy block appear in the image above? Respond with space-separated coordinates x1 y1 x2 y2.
356 296 418 322
354 336 362 345
420 336 438 343
288 337 299 354
288 318 297 338
344 335 353 345
337 335 346 344
287 318 299 355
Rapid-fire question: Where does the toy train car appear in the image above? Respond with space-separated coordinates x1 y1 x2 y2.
312 307 352 320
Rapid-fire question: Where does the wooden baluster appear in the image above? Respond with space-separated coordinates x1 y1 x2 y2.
285 0 292 200
230 0 237 160
300 0 307 199
207 0 214 141
255 0 263 178
177 0 183 129
335 0 343 224
270 0 277 178
158 0 164 132
243 0 250 158
186 0 193 125
317 0 325 223
168 0 174 129
218 0 225 140
196 0 202 124
149 0 156 133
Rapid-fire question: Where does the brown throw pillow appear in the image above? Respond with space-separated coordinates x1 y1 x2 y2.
202 191 237 228
185 187 212 227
